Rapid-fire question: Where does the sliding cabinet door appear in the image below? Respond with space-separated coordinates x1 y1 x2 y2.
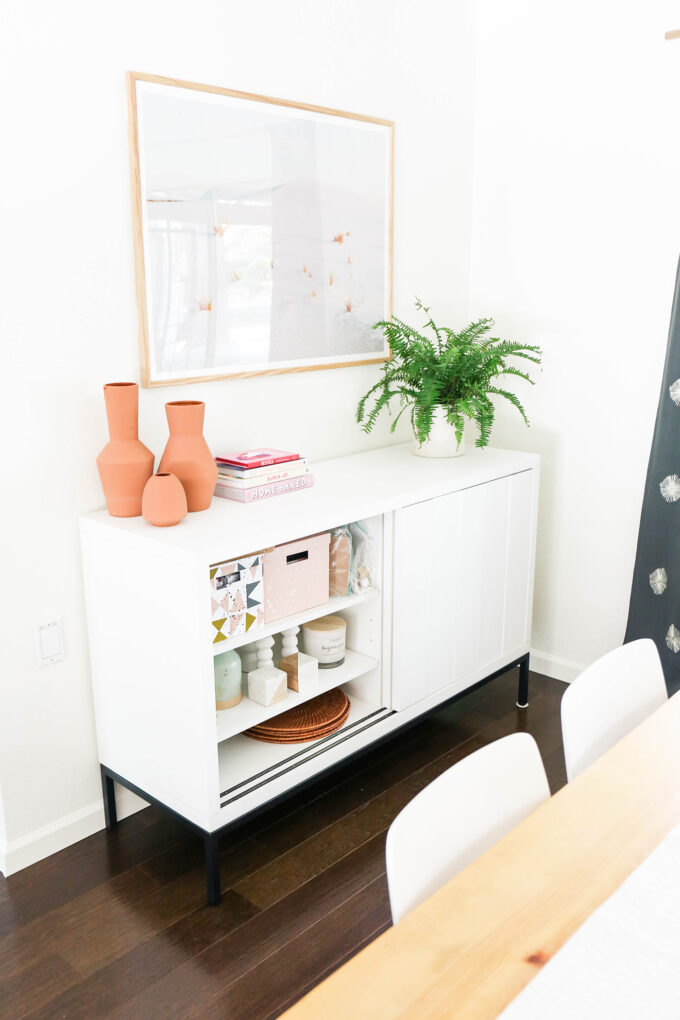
391 488 460 711
391 470 534 711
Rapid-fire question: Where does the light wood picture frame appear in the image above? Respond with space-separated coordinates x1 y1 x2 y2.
127 72 394 387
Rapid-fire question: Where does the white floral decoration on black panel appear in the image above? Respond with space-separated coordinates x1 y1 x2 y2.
650 568 668 595
666 625 680 653
660 475 680 502
670 379 680 406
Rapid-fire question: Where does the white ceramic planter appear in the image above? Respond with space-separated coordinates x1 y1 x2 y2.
412 405 465 458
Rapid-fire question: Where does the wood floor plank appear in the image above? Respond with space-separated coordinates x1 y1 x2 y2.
0 952 80 1020
240 697 561 913
0 864 158 984
235 733 484 910
272 920 393 1020
138 826 277 887
256 715 484 854
32 890 259 1019
258 688 561 857
0 808 194 939
186 877 390 1020
59 837 274 978
468 691 565 761
0 836 274 989
112 832 390 1019
251 666 559 856
543 743 568 794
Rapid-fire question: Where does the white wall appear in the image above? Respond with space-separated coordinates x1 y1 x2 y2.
0 0 478 870
470 0 680 679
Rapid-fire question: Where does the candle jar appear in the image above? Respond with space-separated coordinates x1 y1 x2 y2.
214 649 242 709
301 615 347 669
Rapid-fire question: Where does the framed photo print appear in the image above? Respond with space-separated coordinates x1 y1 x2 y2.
127 72 394 387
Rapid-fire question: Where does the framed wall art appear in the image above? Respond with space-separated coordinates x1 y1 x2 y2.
127 72 394 387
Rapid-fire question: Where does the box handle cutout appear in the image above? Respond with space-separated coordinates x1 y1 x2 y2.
286 550 309 565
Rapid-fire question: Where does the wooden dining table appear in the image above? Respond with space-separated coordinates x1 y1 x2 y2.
282 692 680 1019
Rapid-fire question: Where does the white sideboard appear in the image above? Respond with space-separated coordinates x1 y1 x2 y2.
79 442 540 904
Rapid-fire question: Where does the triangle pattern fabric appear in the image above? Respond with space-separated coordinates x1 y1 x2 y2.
212 618 228 643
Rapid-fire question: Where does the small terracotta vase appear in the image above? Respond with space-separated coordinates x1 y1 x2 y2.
158 401 217 512
96 383 154 517
142 472 188 527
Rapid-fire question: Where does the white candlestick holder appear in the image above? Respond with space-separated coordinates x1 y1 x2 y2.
278 626 319 694
248 634 287 706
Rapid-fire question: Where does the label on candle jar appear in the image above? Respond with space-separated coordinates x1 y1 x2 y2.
316 633 345 667
302 615 346 669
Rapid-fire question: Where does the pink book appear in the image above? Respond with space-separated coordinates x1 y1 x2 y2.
215 448 300 470
215 473 314 503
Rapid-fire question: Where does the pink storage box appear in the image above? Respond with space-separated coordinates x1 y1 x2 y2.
263 532 331 623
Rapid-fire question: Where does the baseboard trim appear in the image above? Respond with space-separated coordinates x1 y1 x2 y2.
530 648 584 684
0 787 148 877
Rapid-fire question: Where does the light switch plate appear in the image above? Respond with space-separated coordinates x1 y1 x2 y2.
34 617 64 666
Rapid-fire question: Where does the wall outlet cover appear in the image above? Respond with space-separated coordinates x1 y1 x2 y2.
34 618 64 667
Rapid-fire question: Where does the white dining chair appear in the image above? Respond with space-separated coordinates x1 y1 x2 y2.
385 732 550 924
561 638 667 782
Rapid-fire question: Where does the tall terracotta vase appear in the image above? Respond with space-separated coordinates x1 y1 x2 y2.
96 382 154 517
158 401 217 512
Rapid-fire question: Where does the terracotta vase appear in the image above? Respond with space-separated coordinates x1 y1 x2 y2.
142 472 188 527
96 383 154 517
158 401 217 512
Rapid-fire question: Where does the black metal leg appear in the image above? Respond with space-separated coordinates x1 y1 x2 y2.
516 654 530 709
101 766 118 830
205 834 221 906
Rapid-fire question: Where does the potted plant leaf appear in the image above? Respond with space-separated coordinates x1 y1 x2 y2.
356 300 542 457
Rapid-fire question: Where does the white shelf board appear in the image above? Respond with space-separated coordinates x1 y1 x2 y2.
218 692 389 800
211 587 378 655
215 648 379 742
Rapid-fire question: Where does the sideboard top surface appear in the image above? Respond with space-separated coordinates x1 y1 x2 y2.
80 442 539 563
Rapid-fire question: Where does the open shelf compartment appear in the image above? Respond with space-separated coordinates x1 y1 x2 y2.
215 648 379 742
214 514 386 812
218 693 393 807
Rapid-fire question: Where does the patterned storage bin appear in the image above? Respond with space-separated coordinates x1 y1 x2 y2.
263 533 331 623
210 553 264 644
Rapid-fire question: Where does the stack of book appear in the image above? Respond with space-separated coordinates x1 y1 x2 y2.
214 449 313 503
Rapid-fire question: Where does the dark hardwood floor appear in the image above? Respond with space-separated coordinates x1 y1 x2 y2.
0 670 567 1019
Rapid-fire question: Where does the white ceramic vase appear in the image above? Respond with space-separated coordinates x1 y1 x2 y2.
411 405 465 458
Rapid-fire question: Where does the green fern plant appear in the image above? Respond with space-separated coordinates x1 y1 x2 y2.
356 300 542 447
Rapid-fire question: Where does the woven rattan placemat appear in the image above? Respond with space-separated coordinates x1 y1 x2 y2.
244 689 350 744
